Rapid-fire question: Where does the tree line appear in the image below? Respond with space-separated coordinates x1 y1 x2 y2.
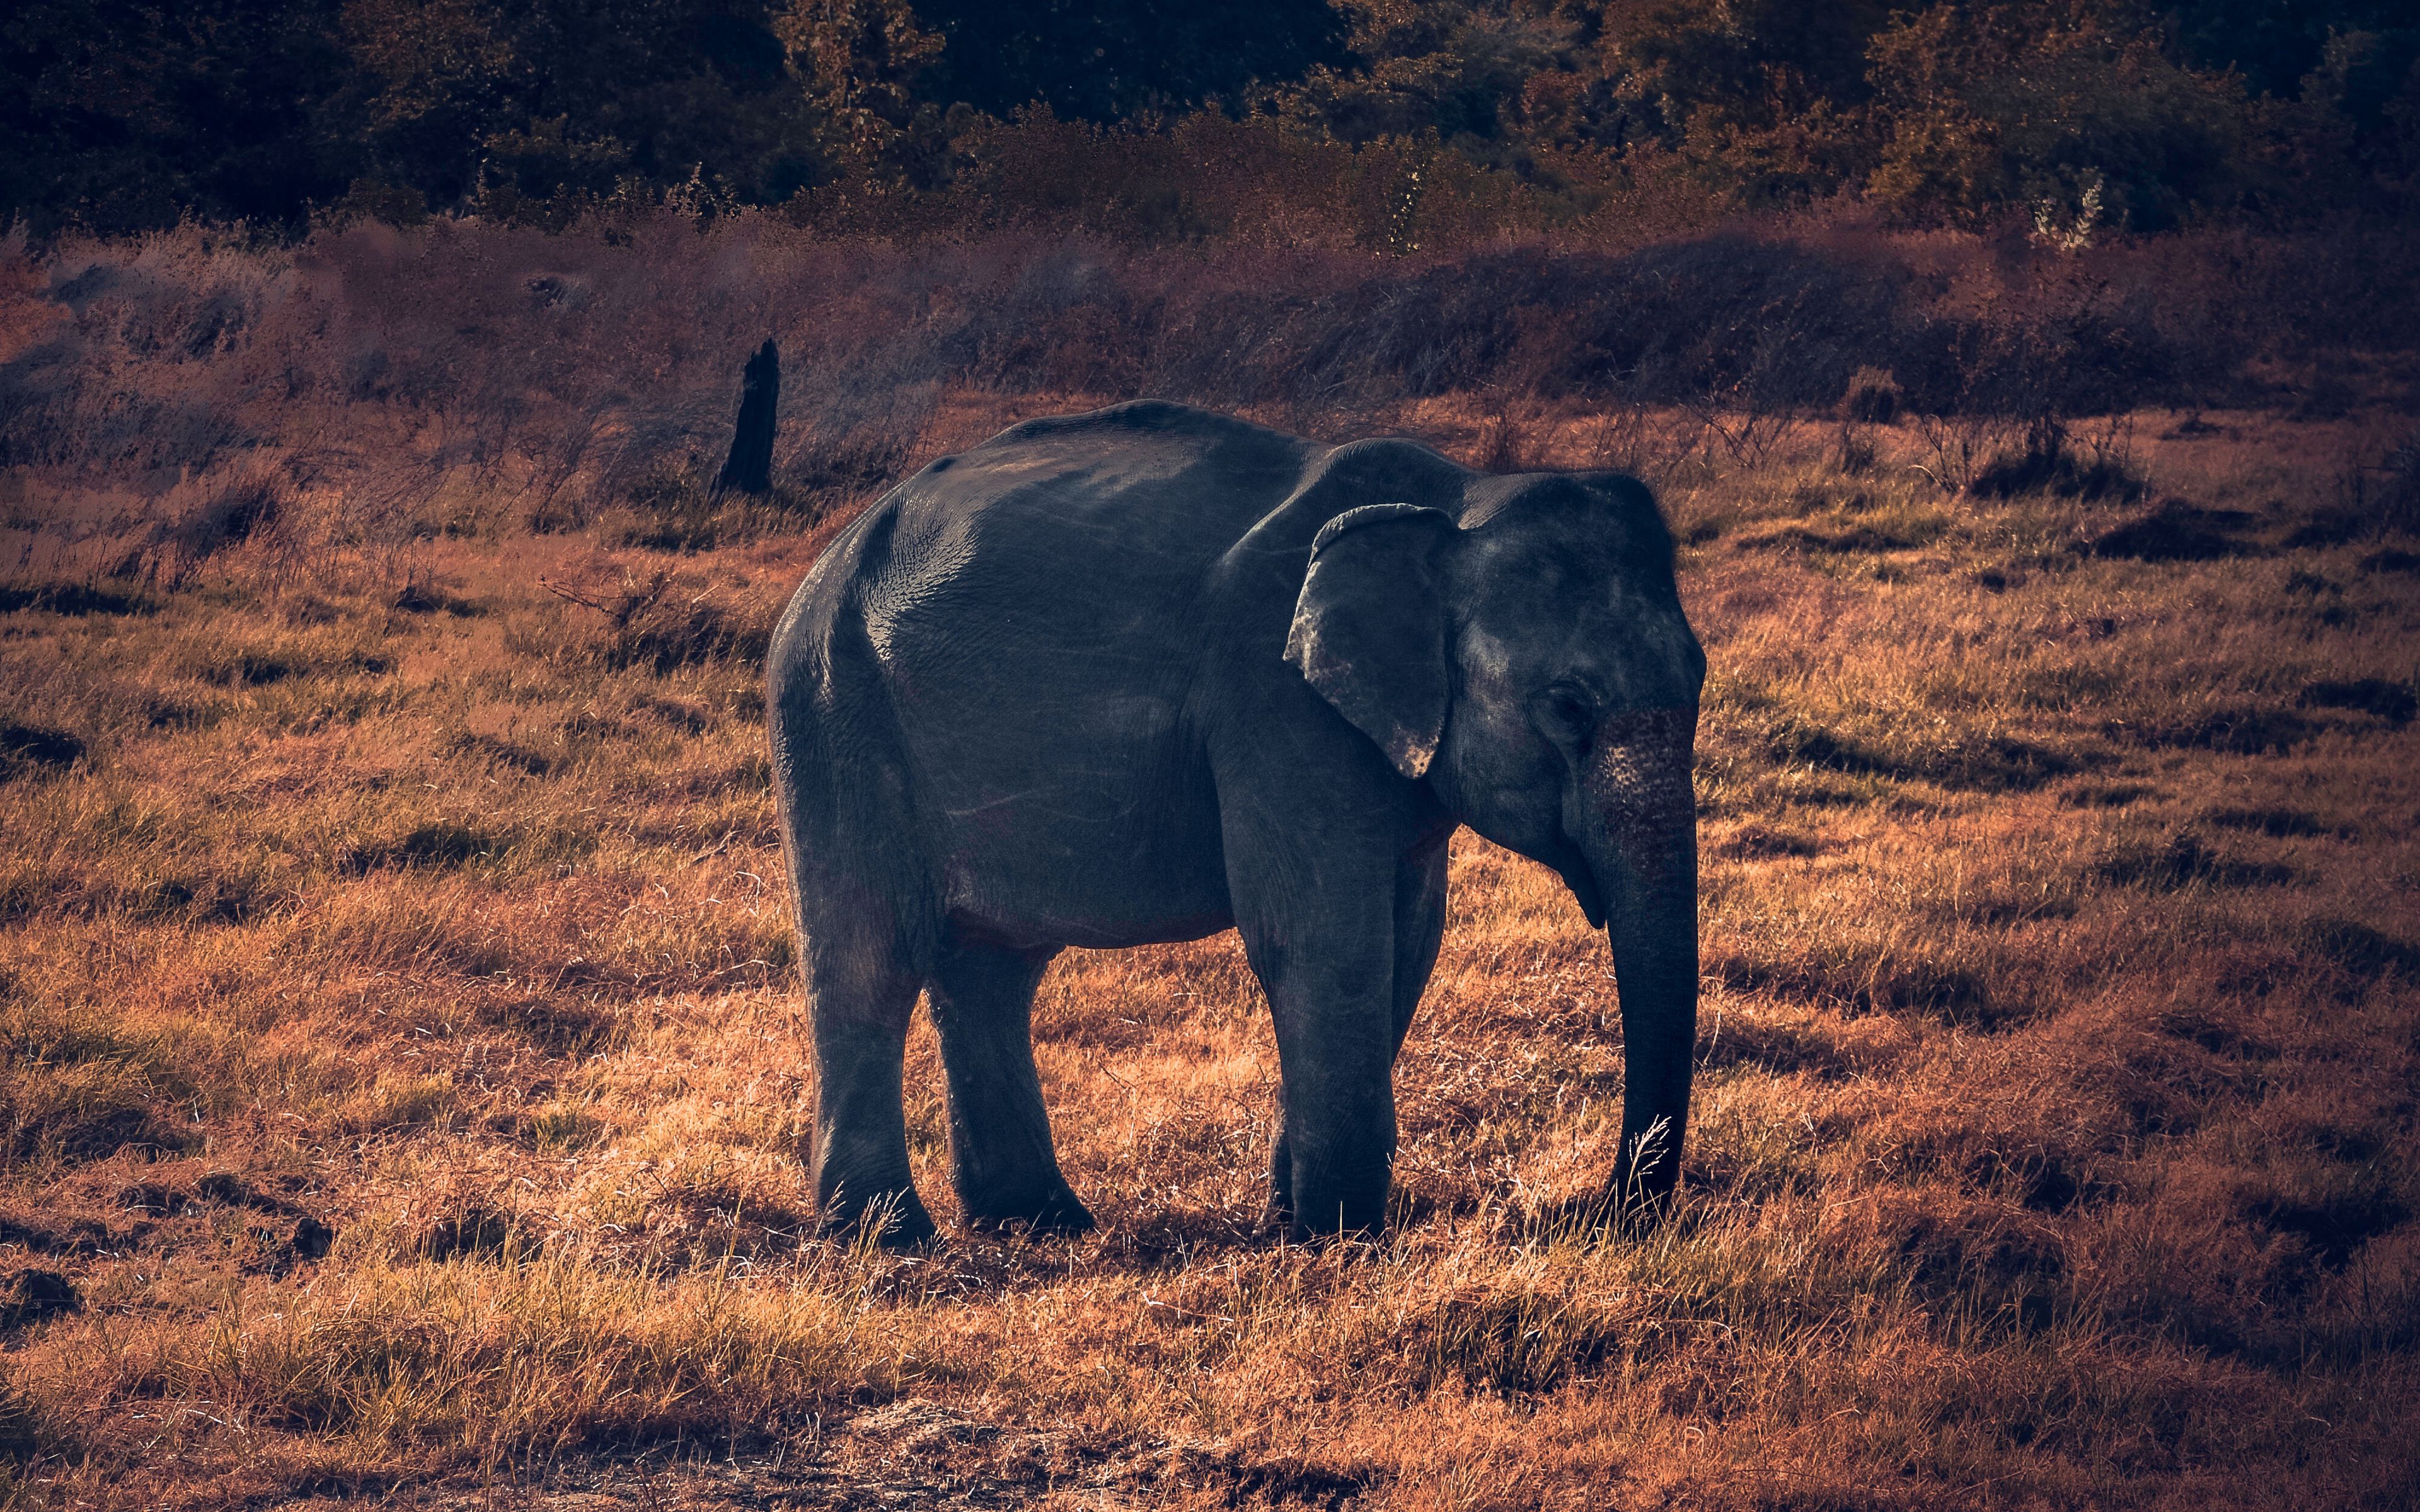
7 0 2416 239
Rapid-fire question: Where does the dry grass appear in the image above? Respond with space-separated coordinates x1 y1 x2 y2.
3 220 2418 1507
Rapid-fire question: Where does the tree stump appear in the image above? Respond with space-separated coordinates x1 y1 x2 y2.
715 338 780 496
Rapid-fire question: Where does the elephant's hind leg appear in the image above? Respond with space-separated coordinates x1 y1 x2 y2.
804 927 936 1248
928 937 1095 1234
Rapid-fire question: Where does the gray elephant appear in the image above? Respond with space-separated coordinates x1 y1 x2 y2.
768 401 1703 1246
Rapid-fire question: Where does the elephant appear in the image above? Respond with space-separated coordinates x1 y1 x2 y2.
768 400 1703 1246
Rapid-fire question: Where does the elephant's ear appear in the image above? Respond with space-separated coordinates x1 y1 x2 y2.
1285 503 1458 780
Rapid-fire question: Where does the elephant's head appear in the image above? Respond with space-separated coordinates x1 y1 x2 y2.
1286 473 1704 1208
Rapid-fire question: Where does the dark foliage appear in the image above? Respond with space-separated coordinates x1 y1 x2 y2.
1 0 353 236
2168 0 2420 103
3 0 832 235
916 0 1345 121
4 0 2415 238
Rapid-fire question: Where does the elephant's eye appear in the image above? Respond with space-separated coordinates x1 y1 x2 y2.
1532 684 1596 751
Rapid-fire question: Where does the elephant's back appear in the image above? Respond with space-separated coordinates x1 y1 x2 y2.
855 402 1319 668
891 401 1319 576
773 404 1309 665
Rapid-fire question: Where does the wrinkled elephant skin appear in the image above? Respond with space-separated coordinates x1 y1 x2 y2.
768 402 1704 1246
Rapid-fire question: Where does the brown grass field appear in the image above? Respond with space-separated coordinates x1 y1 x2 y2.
2 221 2419 1509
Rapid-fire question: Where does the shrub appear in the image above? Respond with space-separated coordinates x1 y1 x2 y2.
1840 365 1903 423
1970 419 2146 501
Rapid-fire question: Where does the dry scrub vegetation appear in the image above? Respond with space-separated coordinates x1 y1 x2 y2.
1 215 2417 1508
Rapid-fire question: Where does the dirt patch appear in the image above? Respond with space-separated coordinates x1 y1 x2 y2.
2298 917 2420 982
415 1206 519 1263
1 1083 192 1164
343 820 514 872
0 1212 113 1256
2063 781 2155 808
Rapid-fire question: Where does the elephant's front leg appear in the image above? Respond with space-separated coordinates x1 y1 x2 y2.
1234 862 1407 1242
1265 839 1448 1232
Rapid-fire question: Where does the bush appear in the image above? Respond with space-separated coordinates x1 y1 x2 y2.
1970 419 2146 501
1840 365 1903 423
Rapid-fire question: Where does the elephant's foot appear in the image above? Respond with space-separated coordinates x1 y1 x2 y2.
815 1186 939 1250
1281 1177 1388 1245
1266 1183 1386 1246
1274 1131 1391 1245
963 1180 1096 1237
1284 1209 1385 1247
1567 1153 1678 1237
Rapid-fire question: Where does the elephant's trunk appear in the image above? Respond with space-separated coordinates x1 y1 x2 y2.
1579 706 1699 1211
